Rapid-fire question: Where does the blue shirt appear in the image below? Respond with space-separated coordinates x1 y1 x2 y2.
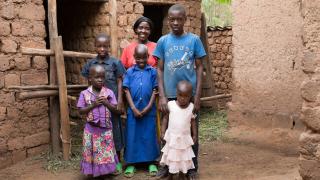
153 33 207 98
81 56 126 97
123 65 158 114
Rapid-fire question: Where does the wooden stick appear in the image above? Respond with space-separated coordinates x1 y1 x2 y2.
17 90 60 100
54 36 71 160
16 89 80 100
67 95 77 101
8 84 87 90
200 94 232 102
20 47 96 59
110 0 118 57
48 0 60 155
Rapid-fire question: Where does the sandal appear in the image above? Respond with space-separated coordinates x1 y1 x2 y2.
112 163 122 175
148 164 158 177
124 165 136 178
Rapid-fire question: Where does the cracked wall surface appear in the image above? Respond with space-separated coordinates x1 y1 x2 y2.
229 0 305 130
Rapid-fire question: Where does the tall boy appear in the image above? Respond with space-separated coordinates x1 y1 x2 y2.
153 4 206 180
81 33 126 174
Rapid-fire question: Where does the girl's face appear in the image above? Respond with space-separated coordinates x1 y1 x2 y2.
89 70 105 90
134 51 148 69
135 22 151 43
176 89 192 108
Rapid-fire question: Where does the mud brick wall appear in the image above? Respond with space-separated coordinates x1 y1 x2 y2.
299 1 320 179
0 0 49 169
207 27 232 109
229 0 305 130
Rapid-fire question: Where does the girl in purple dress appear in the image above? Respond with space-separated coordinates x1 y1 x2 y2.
77 65 119 177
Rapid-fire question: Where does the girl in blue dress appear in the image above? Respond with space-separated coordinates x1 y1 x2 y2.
123 44 160 177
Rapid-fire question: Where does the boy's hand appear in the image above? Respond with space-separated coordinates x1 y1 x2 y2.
117 102 125 114
193 96 200 114
159 96 168 113
160 131 166 143
132 107 142 118
192 135 198 144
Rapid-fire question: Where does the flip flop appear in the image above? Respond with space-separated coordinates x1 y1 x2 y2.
148 164 158 177
112 163 122 175
124 165 136 178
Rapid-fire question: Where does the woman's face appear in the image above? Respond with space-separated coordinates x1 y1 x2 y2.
135 21 151 43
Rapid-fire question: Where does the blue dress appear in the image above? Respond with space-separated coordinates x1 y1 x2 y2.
123 65 160 163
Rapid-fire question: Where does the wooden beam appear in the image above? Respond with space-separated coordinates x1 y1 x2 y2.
20 47 96 59
109 0 118 57
8 84 87 90
200 94 232 102
48 0 60 155
16 89 80 100
54 36 71 160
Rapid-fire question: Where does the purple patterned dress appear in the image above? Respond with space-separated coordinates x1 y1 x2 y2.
77 86 119 177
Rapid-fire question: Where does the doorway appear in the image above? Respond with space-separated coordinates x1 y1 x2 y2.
143 4 171 42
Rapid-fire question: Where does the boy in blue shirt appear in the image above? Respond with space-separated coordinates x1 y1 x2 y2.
153 4 206 180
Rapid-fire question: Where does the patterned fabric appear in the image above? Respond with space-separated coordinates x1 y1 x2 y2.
81 125 118 177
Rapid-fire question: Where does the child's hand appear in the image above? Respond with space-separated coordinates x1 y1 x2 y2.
92 97 104 107
161 131 165 143
117 102 125 114
132 107 143 118
192 135 198 144
141 107 149 116
100 96 110 106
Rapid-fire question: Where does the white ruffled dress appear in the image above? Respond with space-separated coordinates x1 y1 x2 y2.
160 101 195 174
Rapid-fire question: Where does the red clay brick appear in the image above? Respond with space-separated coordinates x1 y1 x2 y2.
32 56 48 70
1 39 18 53
11 149 26 163
24 131 50 148
0 106 6 121
0 19 11 36
18 4 45 21
8 137 24 150
27 144 48 157
21 72 48 85
11 20 32 36
5 73 20 87
15 56 31 70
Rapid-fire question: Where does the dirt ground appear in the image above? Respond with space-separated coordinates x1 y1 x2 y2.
0 126 302 180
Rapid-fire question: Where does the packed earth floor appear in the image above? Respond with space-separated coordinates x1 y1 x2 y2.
0 110 301 180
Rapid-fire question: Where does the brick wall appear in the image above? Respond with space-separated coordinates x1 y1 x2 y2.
0 0 49 169
299 1 320 179
207 27 232 109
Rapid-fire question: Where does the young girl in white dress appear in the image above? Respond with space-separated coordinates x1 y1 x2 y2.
160 80 197 179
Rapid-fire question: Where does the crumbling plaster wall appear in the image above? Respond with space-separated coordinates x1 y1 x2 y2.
229 0 305 129
0 0 49 169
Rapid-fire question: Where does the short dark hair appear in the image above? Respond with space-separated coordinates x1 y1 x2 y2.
168 4 186 15
95 33 110 43
133 16 154 34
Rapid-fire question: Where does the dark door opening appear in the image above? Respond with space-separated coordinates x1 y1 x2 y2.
143 5 170 42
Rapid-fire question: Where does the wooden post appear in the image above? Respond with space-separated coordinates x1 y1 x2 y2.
109 0 118 57
54 36 71 160
200 13 215 106
48 0 60 155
